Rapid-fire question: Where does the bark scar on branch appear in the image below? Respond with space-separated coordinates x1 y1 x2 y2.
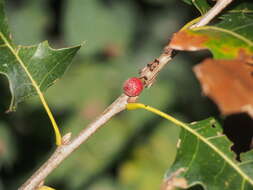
18 0 233 189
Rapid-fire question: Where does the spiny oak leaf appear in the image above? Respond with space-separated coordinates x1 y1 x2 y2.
0 0 81 111
127 104 253 189
166 118 253 189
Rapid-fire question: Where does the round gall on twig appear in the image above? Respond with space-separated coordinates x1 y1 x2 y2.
123 77 144 97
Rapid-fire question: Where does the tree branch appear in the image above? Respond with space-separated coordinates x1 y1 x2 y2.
19 94 129 190
191 0 234 28
18 0 233 189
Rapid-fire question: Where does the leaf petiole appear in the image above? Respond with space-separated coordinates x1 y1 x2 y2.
126 103 186 128
38 186 56 190
0 33 62 146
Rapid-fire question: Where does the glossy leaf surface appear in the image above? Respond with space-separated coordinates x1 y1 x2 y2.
0 0 81 111
166 118 253 189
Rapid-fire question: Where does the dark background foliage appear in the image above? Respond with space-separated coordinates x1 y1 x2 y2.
0 0 251 189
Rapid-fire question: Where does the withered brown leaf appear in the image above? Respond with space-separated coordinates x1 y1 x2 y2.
170 27 253 117
194 58 253 117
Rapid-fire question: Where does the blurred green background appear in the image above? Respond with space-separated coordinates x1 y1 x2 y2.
0 0 220 189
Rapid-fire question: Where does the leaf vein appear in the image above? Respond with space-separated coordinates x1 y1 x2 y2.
186 136 200 172
232 23 253 32
213 160 226 185
38 50 73 88
238 160 253 166
206 134 226 140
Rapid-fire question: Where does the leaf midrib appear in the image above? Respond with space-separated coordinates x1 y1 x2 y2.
0 32 61 145
137 104 253 186
182 121 253 187
0 32 42 96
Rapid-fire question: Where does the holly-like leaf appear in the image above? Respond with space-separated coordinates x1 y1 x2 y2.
166 118 253 189
127 103 253 189
170 2 253 117
0 0 81 111
181 0 210 14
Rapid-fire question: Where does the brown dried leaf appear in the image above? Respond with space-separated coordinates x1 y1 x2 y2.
194 57 253 117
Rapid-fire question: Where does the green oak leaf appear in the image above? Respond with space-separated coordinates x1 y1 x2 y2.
182 0 210 14
171 2 253 59
0 0 81 111
166 118 253 189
